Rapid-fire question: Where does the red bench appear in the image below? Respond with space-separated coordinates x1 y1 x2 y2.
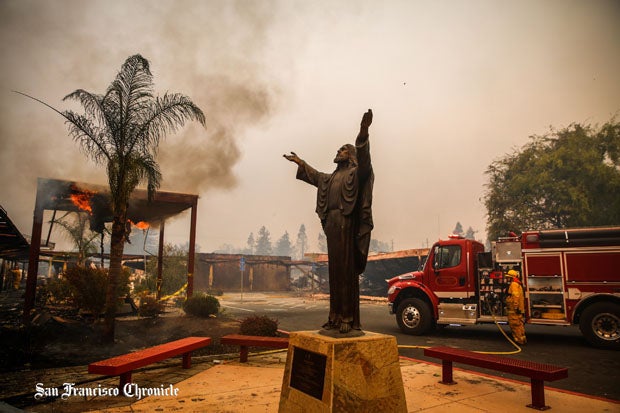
220 334 289 362
424 346 568 410
88 336 211 387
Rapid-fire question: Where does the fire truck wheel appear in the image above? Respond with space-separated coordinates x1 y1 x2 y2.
396 298 433 335
579 302 620 349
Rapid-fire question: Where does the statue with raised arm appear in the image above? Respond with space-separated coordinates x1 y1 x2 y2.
284 109 374 334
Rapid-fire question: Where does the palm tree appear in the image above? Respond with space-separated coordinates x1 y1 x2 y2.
52 212 99 266
19 55 205 342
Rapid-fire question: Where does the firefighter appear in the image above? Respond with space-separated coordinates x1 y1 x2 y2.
505 269 527 345
11 265 22 290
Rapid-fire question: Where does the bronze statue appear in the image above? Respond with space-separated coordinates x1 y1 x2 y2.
284 109 374 334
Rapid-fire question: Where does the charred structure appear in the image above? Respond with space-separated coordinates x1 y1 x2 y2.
23 178 199 322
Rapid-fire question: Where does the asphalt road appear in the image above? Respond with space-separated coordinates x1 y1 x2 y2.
220 292 620 401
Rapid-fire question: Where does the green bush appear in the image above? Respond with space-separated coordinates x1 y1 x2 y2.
239 315 279 336
138 294 163 317
182 293 220 318
142 243 191 296
63 266 130 318
46 277 74 305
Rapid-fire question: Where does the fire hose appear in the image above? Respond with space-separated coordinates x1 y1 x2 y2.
229 312 522 359
397 300 522 355
219 316 521 357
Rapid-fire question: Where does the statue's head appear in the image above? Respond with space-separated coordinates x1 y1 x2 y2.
334 144 357 166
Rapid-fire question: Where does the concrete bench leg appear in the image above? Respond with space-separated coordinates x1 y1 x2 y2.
239 346 249 362
440 360 456 385
527 378 550 410
182 352 193 369
119 372 132 389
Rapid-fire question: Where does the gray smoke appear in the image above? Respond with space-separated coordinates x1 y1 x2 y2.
0 0 282 231
158 74 276 193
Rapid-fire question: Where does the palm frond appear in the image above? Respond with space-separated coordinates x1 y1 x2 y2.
62 111 112 164
106 151 162 212
62 89 108 128
139 155 163 200
13 90 67 117
130 92 206 154
51 212 100 260
109 55 154 129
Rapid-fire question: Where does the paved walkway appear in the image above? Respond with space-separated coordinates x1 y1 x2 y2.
7 351 618 413
1 291 618 412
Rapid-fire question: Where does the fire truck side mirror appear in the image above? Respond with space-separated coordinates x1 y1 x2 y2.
432 246 440 273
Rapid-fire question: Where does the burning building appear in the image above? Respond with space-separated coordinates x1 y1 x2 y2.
24 177 199 322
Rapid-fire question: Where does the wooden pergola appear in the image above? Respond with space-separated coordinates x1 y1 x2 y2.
23 177 199 322
0 204 30 261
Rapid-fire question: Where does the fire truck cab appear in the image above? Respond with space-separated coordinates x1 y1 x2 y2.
387 227 620 349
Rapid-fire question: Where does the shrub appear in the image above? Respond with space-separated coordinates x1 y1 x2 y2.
138 294 163 317
239 315 279 336
46 277 74 305
63 266 130 318
183 293 220 318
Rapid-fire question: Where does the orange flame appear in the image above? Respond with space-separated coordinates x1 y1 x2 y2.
69 184 95 214
130 220 150 229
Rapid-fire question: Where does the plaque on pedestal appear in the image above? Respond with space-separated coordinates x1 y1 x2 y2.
279 331 407 412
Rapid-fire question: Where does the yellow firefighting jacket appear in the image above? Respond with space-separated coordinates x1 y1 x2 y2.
506 279 525 313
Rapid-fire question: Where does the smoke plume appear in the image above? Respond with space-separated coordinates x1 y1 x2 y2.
0 0 282 231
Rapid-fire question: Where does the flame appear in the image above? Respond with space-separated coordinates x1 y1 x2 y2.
130 220 150 229
69 184 95 214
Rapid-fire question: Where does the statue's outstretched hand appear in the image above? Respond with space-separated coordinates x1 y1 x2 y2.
361 109 373 129
283 152 302 165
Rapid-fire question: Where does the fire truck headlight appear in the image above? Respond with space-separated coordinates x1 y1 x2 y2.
387 286 397 295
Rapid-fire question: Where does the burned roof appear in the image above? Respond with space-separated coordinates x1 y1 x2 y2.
0 205 30 260
35 177 198 228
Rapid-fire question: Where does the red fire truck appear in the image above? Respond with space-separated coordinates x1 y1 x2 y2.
386 226 620 349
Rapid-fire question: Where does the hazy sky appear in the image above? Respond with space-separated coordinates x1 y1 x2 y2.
1 0 619 254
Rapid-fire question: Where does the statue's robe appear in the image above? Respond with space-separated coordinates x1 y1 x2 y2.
295 133 374 330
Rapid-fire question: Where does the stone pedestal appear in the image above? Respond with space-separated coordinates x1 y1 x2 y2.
278 331 407 412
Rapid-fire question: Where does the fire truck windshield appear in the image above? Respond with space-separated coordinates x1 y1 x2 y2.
433 245 462 270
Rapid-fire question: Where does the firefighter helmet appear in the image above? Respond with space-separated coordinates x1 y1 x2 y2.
506 269 520 278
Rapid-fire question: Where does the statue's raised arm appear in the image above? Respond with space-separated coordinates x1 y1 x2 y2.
357 109 373 145
361 109 373 131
